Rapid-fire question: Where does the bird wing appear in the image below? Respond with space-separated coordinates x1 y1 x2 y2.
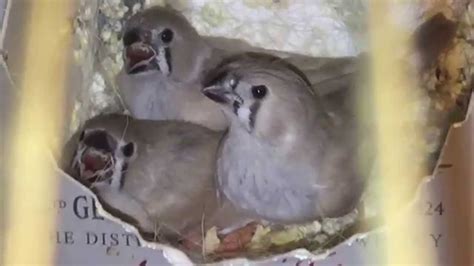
203 35 362 96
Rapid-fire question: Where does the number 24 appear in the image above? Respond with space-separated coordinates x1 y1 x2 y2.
426 202 444 216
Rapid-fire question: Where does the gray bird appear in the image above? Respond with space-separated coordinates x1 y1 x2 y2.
201 56 366 224
116 6 360 131
61 114 224 241
60 113 260 249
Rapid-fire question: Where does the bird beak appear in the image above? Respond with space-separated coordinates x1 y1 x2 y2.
124 41 158 74
202 85 242 105
79 149 112 182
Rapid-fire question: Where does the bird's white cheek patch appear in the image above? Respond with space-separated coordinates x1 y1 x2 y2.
110 156 125 189
237 107 251 127
157 47 170 76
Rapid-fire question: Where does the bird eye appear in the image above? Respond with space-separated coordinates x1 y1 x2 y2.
251 85 267 99
121 142 135 158
160 28 174 43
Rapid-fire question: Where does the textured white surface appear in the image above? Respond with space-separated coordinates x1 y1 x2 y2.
145 0 430 57
153 0 368 57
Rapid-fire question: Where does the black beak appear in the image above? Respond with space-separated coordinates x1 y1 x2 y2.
202 85 229 103
201 85 242 105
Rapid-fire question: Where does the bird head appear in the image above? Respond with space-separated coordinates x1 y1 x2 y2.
201 55 324 145
122 6 208 82
72 128 136 186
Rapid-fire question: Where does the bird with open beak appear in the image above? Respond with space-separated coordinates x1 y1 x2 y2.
61 113 270 256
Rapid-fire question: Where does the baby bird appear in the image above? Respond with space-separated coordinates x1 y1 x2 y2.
116 6 359 131
61 114 223 240
116 7 228 131
201 56 366 224
61 113 265 254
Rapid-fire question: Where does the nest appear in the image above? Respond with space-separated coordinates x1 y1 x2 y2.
70 0 473 263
